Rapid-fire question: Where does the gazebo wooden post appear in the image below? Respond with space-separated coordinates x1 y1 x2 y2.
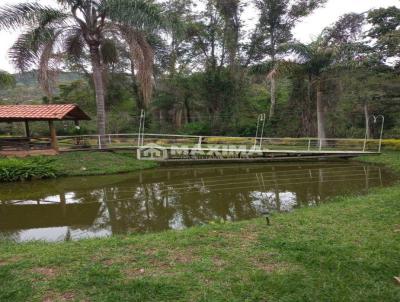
24 120 31 151
48 120 59 152
24 120 30 138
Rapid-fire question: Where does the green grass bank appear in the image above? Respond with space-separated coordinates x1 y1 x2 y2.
0 151 158 181
0 153 399 301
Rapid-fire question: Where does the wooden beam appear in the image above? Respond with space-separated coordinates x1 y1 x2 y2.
48 121 59 152
24 120 30 138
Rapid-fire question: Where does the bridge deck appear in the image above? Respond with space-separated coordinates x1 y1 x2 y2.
138 145 379 162
50 133 382 162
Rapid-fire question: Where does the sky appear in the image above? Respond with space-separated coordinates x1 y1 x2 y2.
0 0 399 73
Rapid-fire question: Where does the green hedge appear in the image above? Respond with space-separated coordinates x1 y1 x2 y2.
382 139 400 151
0 158 58 182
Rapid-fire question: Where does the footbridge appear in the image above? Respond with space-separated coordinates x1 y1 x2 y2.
54 113 384 162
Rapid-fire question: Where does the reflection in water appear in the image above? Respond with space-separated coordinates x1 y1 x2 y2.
0 161 394 242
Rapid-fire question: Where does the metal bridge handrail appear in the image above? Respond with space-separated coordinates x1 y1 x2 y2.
363 115 385 153
56 133 384 142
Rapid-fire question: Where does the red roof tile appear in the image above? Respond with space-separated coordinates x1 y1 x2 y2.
0 104 91 121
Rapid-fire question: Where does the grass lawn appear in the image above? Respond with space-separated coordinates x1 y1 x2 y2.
0 153 399 301
358 151 400 173
52 151 158 176
0 151 158 181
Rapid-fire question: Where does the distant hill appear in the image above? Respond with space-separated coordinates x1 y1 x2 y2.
0 71 83 104
14 71 82 86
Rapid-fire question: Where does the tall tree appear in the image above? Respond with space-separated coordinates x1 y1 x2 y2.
215 0 241 70
367 6 400 68
289 37 335 143
0 0 161 139
164 0 194 76
182 0 245 130
250 0 326 120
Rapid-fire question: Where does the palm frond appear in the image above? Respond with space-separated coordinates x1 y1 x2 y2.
101 39 119 64
284 42 312 62
106 0 163 30
64 27 85 59
0 3 67 30
121 26 154 108
38 30 63 100
249 61 274 75
9 32 39 71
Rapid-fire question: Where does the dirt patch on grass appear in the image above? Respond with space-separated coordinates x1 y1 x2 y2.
0 256 22 266
216 226 260 249
251 254 298 273
123 248 199 279
42 291 77 302
124 267 152 279
212 256 227 268
91 254 136 267
31 267 59 279
254 261 290 273
167 248 199 265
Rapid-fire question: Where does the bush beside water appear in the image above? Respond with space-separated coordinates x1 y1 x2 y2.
0 158 58 182
382 139 400 151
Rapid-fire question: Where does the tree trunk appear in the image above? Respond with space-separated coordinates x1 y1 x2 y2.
364 101 370 139
307 75 313 136
129 59 143 110
269 75 277 120
316 80 326 147
159 109 165 129
170 37 177 77
90 46 107 144
184 98 191 123
175 108 182 129
268 42 277 120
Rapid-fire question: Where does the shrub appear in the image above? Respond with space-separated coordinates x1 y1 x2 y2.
382 139 400 151
0 157 58 182
205 137 253 145
178 122 211 136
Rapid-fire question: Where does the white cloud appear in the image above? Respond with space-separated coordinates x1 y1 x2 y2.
293 0 400 43
0 0 399 72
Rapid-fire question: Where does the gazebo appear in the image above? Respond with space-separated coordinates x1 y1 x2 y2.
0 104 91 156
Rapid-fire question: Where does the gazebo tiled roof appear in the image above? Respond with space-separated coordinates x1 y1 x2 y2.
0 104 91 122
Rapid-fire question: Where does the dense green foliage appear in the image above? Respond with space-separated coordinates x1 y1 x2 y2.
0 153 399 301
0 152 157 182
0 1 399 139
0 71 15 90
0 157 57 182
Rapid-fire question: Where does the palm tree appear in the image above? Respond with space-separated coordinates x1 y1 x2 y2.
288 38 336 144
0 0 161 139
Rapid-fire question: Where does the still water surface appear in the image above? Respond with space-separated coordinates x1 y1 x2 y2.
0 161 395 242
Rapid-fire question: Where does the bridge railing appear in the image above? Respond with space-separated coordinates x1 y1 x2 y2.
56 134 381 153
57 134 140 151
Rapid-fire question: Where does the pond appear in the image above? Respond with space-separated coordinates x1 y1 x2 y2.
0 161 396 242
